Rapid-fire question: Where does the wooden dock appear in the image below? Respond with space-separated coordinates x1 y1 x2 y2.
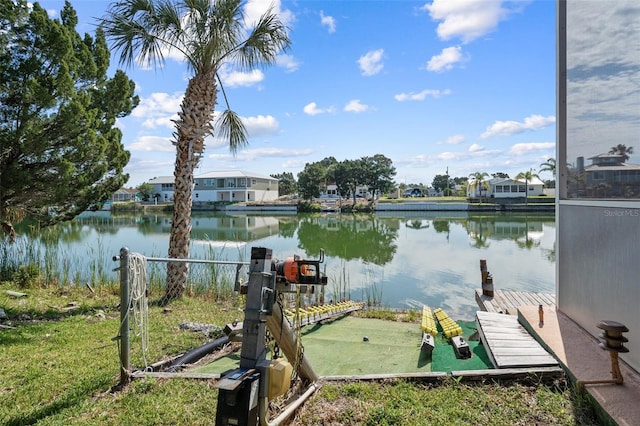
476 311 559 369
475 289 555 315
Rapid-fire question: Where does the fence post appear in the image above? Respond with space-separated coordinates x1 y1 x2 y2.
119 246 130 385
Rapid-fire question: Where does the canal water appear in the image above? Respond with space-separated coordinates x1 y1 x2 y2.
11 210 555 320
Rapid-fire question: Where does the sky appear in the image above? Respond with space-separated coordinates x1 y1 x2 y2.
37 0 560 188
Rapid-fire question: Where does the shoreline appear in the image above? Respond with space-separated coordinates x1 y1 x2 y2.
114 199 556 214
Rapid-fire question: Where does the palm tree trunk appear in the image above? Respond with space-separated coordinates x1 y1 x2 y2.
165 71 216 301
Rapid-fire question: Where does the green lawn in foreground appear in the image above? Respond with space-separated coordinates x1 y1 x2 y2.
0 283 598 425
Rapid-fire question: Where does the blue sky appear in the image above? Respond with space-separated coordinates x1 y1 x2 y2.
39 0 558 187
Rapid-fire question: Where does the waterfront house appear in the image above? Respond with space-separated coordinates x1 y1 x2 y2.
568 154 640 198
109 187 140 202
147 176 176 202
467 177 545 199
195 170 278 202
149 171 279 203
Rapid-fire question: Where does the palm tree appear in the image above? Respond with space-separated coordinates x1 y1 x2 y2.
609 144 634 162
468 172 490 203
539 158 556 177
101 0 290 300
515 169 540 205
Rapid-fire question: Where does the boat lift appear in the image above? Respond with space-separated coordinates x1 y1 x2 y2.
215 247 328 426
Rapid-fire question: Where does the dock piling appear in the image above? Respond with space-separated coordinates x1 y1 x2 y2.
480 259 494 297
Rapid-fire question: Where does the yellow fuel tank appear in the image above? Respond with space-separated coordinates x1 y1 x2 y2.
268 358 293 400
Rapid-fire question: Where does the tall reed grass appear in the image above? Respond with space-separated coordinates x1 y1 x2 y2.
1 225 245 302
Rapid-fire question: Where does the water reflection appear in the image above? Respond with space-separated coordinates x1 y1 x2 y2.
10 211 555 319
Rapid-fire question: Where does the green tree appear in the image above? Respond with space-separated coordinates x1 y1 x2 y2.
491 172 510 179
0 0 138 239
608 144 634 162
515 169 540 205
271 172 297 197
318 156 338 192
101 0 290 300
539 158 556 177
468 172 490 203
137 183 154 201
334 159 367 203
297 162 325 200
361 154 396 200
431 174 452 194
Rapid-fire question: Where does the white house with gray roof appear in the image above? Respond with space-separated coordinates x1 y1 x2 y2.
148 171 279 203
467 177 545 199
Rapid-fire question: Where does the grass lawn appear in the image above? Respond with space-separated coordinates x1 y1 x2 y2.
0 282 598 425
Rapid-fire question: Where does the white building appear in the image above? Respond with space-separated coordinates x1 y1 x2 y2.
147 176 175 202
148 171 279 203
467 177 545 199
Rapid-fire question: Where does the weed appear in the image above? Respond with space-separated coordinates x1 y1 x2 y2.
13 263 41 288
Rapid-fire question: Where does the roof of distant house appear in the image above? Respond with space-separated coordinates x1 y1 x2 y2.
196 170 277 181
147 176 174 184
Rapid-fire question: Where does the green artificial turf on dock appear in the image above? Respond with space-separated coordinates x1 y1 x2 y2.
192 315 492 376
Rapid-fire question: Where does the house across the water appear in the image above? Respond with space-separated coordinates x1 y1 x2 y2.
466 177 545 199
148 171 279 203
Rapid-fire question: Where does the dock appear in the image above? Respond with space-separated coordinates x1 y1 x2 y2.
475 311 559 369
475 289 555 314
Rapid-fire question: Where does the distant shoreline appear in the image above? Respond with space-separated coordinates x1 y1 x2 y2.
112 198 555 213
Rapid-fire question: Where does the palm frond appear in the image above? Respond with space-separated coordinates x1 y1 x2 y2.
193 0 244 73
100 0 186 69
215 109 248 155
233 6 291 70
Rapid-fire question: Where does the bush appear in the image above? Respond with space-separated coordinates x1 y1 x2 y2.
13 262 41 288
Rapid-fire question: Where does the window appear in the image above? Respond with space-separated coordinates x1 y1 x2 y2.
495 186 503 193
562 0 640 199
519 185 526 192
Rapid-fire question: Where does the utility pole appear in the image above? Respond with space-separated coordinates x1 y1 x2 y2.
446 167 450 196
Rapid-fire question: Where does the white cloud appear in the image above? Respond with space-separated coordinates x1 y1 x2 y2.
423 0 518 43
357 49 384 76
468 143 484 152
127 135 175 152
244 0 295 29
509 142 556 156
208 147 313 162
277 54 301 72
481 114 556 138
242 115 279 137
239 147 313 161
132 92 183 129
320 11 336 33
344 99 370 113
281 159 306 169
395 89 452 101
427 46 465 72
303 102 335 116
443 134 466 145
219 69 265 88
398 144 501 168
